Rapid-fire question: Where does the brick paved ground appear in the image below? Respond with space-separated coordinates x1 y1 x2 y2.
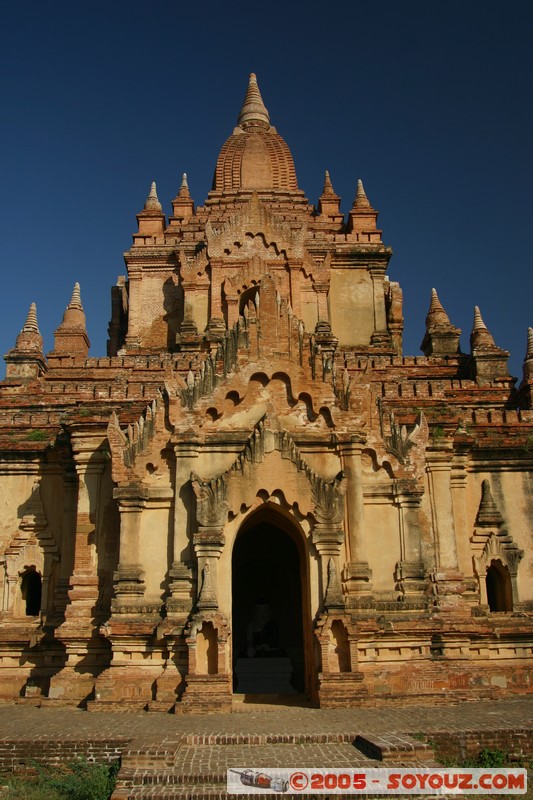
0 697 530 799
0 695 531 741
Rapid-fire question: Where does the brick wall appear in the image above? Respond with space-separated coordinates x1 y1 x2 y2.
429 729 533 763
0 738 130 770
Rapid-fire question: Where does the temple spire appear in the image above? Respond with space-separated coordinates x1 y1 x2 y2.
347 178 381 239
469 305 509 384
238 73 270 131
22 302 40 334
421 288 461 356
427 288 452 327
4 303 46 379
170 172 195 223
50 282 90 359
179 173 190 198
354 178 371 209
471 306 496 349
318 170 342 222
322 170 335 196
144 181 162 212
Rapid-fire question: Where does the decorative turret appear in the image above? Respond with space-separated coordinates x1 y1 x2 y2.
469 306 509 384
134 181 166 243
317 170 342 223
470 306 496 350
51 283 90 359
420 288 461 356
347 179 382 241
4 303 47 380
170 173 195 223
144 181 162 212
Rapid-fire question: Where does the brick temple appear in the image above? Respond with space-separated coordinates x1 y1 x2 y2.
1 74 532 711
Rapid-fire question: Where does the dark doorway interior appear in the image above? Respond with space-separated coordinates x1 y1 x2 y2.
21 568 42 616
486 559 513 612
232 520 305 692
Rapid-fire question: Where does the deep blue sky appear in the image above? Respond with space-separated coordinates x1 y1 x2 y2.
1 1 531 380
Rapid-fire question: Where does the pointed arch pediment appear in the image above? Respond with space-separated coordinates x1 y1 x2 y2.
474 532 524 578
191 417 345 526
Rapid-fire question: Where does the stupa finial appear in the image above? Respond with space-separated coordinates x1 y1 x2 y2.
179 173 190 198
473 306 487 333
426 288 452 328
322 170 335 196
69 282 83 311
22 303 40 335
144 181 162 212
238 73 270 131
354 178 371 208
470 305 496 349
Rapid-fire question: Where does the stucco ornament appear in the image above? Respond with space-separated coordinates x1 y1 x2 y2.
191 473 229 527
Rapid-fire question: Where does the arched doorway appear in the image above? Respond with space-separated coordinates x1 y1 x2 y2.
231 506 311 698
486 559 513 612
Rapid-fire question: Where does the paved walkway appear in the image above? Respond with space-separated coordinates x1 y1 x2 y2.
0 697 531 799
0 695 531 745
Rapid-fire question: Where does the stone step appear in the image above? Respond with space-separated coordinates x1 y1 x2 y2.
355 733 433 762
112 733 436 799
119 786 290 800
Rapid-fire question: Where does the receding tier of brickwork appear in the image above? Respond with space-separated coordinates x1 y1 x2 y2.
0 74 532 713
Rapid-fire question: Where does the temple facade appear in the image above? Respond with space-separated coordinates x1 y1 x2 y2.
1 74 532 711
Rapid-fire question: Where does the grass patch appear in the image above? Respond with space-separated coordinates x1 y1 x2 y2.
26 430 48 442
436 746 532 771
0 757 119 800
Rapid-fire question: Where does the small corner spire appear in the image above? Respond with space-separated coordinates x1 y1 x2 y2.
429 288 444 314
5 302 46 378
353 178 371 209
426 288 452 328
473 306 487 333
238 73 270 131
144 181 162 212
22 303 40 334
322 170 335 196
471 305 496 349
179 173 190 198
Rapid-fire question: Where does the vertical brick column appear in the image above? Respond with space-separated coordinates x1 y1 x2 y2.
369 264 390 345
426 449 466 609
393 483 427 599
48 436 108 702
124 267 142 349
313 280 330 325
207 258 226 338
339 438 372 598
167 438 199 615
111 491 146 611
61 437 106 627
288 259 303 317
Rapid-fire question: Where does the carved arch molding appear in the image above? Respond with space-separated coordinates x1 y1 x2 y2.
191 422 347 531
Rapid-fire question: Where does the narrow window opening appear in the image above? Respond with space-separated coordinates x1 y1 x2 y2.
21 567 42 616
